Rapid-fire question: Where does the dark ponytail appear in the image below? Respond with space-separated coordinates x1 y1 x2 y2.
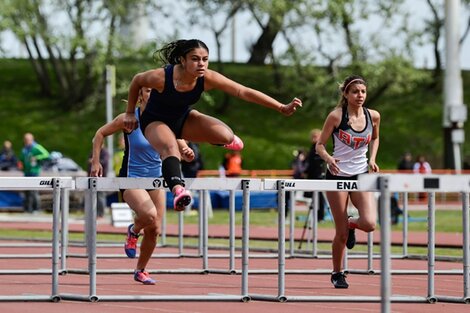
153 39 209 66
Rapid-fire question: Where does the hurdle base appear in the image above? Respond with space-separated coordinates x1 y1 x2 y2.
436 295 470 304
0 295 59 302
250 294 430 303
60 293 248 302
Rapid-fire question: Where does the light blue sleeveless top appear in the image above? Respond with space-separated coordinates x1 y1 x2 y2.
119 108 162 178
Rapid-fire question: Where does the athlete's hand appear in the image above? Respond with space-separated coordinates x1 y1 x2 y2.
89 160 103 177
123 113 138 132
180 146 195 162
279 97 302 116
326 157 341 176
369 161 379 173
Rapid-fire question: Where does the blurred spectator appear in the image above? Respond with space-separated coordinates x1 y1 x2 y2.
291 148 307 179
224 151 243 177
0 140 18 171
413 155 432 174
397 152 414 172
393 151 414 219
88 147 109 217
19 133 50 213
413 155 432 201
304 129 326 221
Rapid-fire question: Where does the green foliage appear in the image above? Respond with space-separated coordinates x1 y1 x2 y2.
0 0 163 108
0 58 469 170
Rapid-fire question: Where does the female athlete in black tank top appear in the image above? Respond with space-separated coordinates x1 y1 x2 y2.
123 39 303 211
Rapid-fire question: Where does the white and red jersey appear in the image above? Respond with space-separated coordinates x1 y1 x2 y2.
331 107 373 177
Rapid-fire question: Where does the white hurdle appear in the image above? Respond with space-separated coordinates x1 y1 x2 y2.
0 175 468 307
252 174 470 312
362 174 470 306
0 177 74 302
61 177 261 302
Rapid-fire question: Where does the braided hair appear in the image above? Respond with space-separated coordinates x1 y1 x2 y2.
335 75 367 109
153 39 209 66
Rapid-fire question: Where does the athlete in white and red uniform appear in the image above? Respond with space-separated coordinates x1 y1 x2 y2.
316 75 380 289
330 106 373 177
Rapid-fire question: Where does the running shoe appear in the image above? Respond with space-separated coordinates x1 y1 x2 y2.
223 135 244 151
134 269 156 285
124 224 139 258
173 186 191 212
331 272 349 289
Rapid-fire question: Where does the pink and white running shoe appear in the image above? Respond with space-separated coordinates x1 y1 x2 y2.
173 186 191 211
223 135 244 151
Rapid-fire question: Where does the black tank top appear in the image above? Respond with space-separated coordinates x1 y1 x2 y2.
144 64 205 120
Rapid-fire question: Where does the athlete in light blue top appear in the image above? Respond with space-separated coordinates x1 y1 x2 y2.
90 87 194 285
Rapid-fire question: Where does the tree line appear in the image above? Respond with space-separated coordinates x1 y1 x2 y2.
0 0 469 112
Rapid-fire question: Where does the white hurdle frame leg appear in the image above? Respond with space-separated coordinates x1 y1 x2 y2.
378 176 392 313
278 180 287 302
160 194 167 246
288 191 295 257
229 189 236 274
88 178 99 302
402 191 409 257
367 232 374 274
241 179 251 301
178 209 184 256
51 178 62 302
312 191 319 257
427 192 437 303
202 189 209 272
305 203 313 251
60 188 69 273
198 189 203 256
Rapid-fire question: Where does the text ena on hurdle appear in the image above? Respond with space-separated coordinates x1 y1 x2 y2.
337 181 358 190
